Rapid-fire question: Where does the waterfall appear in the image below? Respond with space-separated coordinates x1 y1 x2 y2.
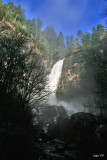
32 59 84 127
46 59 84 116
46 59 64 105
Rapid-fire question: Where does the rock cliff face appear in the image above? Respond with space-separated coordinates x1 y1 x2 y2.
0 19 43 55
56 49 85 100
43 58 56 74
0 18 15 35
0 19 55 73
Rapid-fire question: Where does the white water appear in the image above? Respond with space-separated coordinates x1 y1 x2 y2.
46 59 84 116
46 59 64 105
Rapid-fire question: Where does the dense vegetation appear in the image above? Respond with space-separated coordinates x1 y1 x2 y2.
0 27 46 159
0 0 83 60
57 24 107 115
0 0 107 159
81 24 107 114
0 1 46 159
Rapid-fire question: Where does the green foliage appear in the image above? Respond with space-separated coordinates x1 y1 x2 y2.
43 26 57 56
77 30 83 46
0 28 45 160
75 38 80 48
81 25 107 114
77 30 83 38
0 1 83 60
8 3 26 24
37 17 43 30
0 1 50 59
38 39 50 59
0 0 2 6
0 2 25 23
82 32 91 46
26 19 38 38
54 32 66 59
66 34 75 57
57 24 107 112
0 4 7 20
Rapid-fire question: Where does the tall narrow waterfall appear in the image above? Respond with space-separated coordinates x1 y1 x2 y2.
46 59 84 115
46 59 64 105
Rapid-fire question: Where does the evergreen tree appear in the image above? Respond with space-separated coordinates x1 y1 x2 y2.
57 32 65 49
0 3 8 20
82 25 107 114
77 30 83 46
75 38 80 48
70 34 74 51
7 2 15 12
66 36 70 49
0 0 2 6
43 26 57 56
26 19 37 36
82 32 91 46
55 32 65 58
77 30 83 38
15 4 26 24
37 17 43 31
66 34 74 57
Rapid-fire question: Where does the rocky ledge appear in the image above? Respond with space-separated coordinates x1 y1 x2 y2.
39 112 107 160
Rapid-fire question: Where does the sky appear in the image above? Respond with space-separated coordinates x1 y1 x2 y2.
3 0 107 38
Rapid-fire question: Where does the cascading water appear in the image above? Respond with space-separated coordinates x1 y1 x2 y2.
46 59 64 105
46 59 84 116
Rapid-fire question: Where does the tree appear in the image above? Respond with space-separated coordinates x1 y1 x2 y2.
92 27 97 33
0 0 2 6
77 30 83 46
97 24 104 32
14 4 26 24
70 34 74 51
77 30 83 38
81 26 107 115
82 32 91 46
75 38 80 48
37 17 43 31
0 4 8 20
66 34 74 57
1 29 46 103
66 36 70 49
91 25 105 46
26 19 37 37
56 32 65 58
0 28 45 160
32 18 36 24
7 2 15 12
43 26 57 56
57 32 65 48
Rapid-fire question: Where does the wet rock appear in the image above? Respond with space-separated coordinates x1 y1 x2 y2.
69 112 96 143
39 105 68 126
63 150 80 160
45 153 67 160
95 114 107 126
70 112 96 128
96 125 107 141
43 138 84 160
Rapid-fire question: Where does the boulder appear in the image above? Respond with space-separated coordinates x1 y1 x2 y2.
70 112 96 128
69 112 96 143
95 114 107 126
39 105 68 126
95 125 107 141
